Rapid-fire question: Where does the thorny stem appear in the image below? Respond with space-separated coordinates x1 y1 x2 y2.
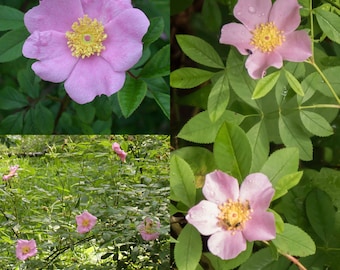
282 254 307 270
263 241 307 270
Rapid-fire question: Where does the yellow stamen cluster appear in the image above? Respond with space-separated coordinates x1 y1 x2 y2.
82 219 90 227
217 199 252 233
22 246 31 254
66 15 107 58
250 22 285 53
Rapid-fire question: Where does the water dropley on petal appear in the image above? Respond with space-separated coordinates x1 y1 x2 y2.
248 6 256 14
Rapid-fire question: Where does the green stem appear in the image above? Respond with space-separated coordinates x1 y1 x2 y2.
306 59 340 105
299 104 340 110
310 0 315 58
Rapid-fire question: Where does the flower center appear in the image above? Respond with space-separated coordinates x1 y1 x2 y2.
217 199 252 232
82 219 90 227
250 22 285 53
22 246 31 255
66 14 107 59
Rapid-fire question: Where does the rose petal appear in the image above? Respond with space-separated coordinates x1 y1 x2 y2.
203 170 239 205
81 0 132 25
24 0 83 33
208 231 247 260
23 31 77 83
239 173 274 211
242 211 276 241
234 0 272 30
276 30 312 62
245 50 283 79
269 0 301 34
101 8 149 71
186 200 221 236
64 57 125 104
219 23 253 55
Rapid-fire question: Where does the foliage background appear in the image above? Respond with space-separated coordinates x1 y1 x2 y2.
170 0 340 269
0 135 169 269
0 0 170 134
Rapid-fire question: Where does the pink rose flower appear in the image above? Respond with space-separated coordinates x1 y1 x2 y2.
186 170 276 260
220 0 312 79
112 142 127 162
3 165 19 181
76 211 97 234
16 239 37 261
137 217 160 241
22 0 150 104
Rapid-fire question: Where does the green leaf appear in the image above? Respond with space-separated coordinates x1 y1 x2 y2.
260 147 299 186
118 77 147 118
284 69 304 96
247 121 269 172
239 247 291 270
93 96 112 120
300 110 333 137
0 87 28 110
170 68 214 89
272 171 303 201
298 72 318 104
272 223 316 257
149 91 170 119
0 26 29 63
227 47 259 109
23 104 54 134
0 112 24 134
176 35 224 68
17 65 41 99
252 71 280 99
139 44 169 78
0 5 24 31
144 77 169 119
202 0 222 32
174 224 202 270
74 103 96 124
299 67 340 98
178 110 245 144
173 147 216 188
208 72 230 122
213 122 252 181
271 209 285 234
315 8 340 44
170 155 196 207
142 17 164 46
205 242 253 270
278 113 313 161
306 188 336 243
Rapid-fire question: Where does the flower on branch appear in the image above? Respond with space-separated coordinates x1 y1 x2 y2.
3 165 19 181
112 142 127 162
76 211 97 234
137 217 160 241
219 0 311 79
186 170 276 260
16 239 37 261
22 0 150 104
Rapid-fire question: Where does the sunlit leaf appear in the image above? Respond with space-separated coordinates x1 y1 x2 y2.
174 224 202 270
176 35 225 68
272 223 316 257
